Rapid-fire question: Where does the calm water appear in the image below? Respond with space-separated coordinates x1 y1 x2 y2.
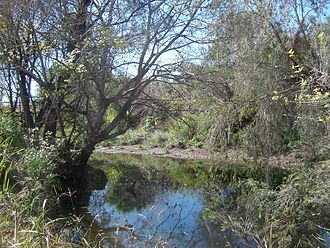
86 153 284 247
88 186 216 247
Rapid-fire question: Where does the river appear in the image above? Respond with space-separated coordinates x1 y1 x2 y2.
81 153 289 247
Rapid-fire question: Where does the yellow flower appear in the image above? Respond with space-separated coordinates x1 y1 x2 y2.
288 49 295 57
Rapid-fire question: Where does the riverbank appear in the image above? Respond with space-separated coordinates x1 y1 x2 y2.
95 145 305 170
97 145 241 160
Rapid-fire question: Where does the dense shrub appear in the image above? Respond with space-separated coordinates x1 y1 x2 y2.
0 114 95 247
204 161 330 247
106 113 212 149
0 113 26 148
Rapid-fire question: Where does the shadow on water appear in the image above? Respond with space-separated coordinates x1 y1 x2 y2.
81 153 290 247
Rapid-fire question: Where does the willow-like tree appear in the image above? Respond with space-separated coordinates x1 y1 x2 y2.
186 0 330 155
0 0 208 173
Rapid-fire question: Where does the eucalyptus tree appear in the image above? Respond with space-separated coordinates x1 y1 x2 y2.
0 0 209 169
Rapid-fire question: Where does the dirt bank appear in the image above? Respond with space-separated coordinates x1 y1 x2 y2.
96 145 243 161
95 145 304 169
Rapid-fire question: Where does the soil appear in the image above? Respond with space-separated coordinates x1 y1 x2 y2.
95 145 305 170
97 145 243 161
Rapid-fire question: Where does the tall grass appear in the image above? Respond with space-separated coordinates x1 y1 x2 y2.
0 113 100 247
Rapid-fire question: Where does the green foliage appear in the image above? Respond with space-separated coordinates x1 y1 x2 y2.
105 113 212 149
167 119 191 148
238 100 298 156
0 184 95 247
309 141 330 162
18 147 57 183
104 107 117 124
0 114 94 247
0 113 25 148
0 114 22 192
143 116 158 131
0 156 11 193
238 104 257 124
152 113 208 148
108 127 148 146
282 127 301 149
204 162 330 247
143 130 169 148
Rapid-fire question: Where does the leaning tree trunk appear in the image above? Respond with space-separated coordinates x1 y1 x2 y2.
75 141 96 168
59 138 98 190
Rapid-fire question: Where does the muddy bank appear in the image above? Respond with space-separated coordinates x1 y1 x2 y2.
96 145 242 161
95 145 304 169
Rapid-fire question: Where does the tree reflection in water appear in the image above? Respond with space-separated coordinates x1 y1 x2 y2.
89 186 207 247
104 163 157 213
88 154 276 248
87 155 255 247
87 160 210 247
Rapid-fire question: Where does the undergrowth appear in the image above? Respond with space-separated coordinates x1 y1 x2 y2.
203 161 330 247
0 113 100 247
104 113 212 149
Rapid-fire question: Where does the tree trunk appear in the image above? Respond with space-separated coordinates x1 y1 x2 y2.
43 98 58 138
18 71 35 129
75 142 96 167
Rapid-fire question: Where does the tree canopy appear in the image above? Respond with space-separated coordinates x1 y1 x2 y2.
0 0 329 165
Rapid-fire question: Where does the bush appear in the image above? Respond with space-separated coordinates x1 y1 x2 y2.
104 127 148 146
204 161 330 247
102 113 212 149
144 130 169 148
0 115 95 247
0 113 26 148
167 113 211 148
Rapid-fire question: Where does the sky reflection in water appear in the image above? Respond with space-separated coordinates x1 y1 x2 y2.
88 185 215 247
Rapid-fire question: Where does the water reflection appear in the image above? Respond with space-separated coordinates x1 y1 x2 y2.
89 186 208 247
87 155 219 247
87 153 275 247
